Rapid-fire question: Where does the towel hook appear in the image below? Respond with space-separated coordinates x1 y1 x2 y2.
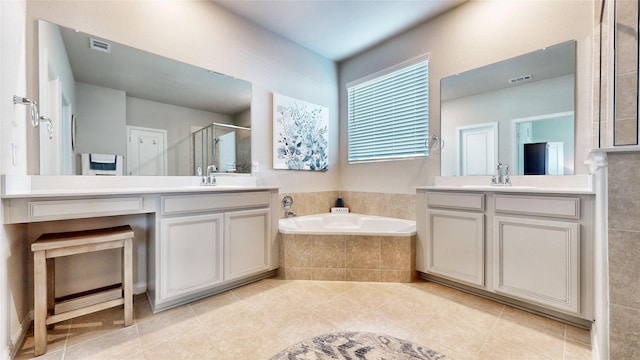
425 134 445 151
13 95 53 139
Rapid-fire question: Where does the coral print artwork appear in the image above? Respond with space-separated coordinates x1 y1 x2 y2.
273 93 329 171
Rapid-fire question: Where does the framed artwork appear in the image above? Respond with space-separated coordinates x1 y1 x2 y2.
273 93 329 171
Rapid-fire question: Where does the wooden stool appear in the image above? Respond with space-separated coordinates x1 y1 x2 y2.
31 225 134 356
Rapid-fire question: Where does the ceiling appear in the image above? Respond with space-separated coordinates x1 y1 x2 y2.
213 0 466 61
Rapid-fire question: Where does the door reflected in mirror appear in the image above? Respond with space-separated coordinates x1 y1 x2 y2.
440 40 576 176
37 20 252 176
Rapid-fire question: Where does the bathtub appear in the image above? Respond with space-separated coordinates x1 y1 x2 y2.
278 213 417 282
278 212 416 237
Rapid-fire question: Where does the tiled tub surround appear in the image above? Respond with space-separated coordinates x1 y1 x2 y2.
278 234 417 282
280 191 416 220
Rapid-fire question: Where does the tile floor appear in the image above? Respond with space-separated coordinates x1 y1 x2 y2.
14 279 592 360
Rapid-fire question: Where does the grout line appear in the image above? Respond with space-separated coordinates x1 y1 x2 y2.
475 304 505 358
562 324 567 360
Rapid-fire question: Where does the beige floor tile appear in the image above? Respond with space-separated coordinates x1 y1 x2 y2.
266 281 339 310
488 318 565 359
13 347 65 360
566 324 592 345
315 280 360 293
64 325 142 360
500 305 565 336
66 306 132 347
478 335 549 360
136 306 204 350
141 331 217 360
446 290 505 316
413 312 495 358
341 282 402 310
407 280 458 299
13 322 70 359
564 339 593 360
229 278 275 299
14 278 594 360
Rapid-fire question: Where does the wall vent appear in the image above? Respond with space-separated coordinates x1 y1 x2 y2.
508 74 533 84
89 38 111 54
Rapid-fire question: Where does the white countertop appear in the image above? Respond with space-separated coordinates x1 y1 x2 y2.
416 175 595 195
1 175 278 199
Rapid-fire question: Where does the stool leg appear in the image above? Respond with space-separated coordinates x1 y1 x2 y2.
123 238 133 326
46 258 55 330
33 251 48 356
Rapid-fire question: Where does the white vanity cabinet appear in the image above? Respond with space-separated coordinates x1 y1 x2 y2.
416 188 594 322
152 190 275 311
423 193 485 287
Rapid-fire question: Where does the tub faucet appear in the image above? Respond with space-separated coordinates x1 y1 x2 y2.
281 196 296 217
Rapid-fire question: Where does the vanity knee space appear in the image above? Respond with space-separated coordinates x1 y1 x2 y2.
416 189 594 321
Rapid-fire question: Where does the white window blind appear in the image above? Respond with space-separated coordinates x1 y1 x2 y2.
347 54 429 163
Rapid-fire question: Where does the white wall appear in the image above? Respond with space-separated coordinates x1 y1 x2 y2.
26 0 340 192
1 0 28 358
74 82 127 160
339 0 594 194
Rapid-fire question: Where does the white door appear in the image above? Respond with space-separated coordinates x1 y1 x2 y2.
127 126 167 176
218 131 236 172
457 122 497 176
546 142 564 175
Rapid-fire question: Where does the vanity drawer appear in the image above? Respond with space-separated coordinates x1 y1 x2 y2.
162 191 271 215
494 195 580 219
427 192 485 211
29 197 144 221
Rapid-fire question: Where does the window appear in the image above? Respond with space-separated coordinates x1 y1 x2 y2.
347 54 429 163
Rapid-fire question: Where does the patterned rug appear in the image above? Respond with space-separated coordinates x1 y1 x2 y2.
270 332 450 360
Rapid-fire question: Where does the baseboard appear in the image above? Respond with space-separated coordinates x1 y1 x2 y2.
8 310 34 360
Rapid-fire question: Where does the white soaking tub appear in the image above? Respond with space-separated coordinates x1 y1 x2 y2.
278 212 416 236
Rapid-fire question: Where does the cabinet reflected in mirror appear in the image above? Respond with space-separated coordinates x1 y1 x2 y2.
37 20 252 176
440 40 576 176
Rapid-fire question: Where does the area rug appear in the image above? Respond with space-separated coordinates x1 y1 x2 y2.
270 332 450 360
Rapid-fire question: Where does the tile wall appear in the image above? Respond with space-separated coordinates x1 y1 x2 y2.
607 152 640 359
279 191 416 220
613 0 639 145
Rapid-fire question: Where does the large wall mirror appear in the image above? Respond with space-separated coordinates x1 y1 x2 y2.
37 20 252 176
440 40 576 176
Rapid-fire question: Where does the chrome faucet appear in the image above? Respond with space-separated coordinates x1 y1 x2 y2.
491 163 511 186
205 165 217 185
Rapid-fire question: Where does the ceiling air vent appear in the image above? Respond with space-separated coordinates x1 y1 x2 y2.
508 74 533 84
89 38 111 54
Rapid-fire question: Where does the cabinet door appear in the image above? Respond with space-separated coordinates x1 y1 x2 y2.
427 209 485 287
159 213 223 301
493 216 579 314
224 208 271 281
